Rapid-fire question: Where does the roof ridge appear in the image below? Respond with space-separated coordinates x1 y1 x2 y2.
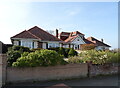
28 26 62 41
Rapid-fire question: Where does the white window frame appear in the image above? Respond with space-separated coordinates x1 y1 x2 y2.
21 40 33 49
48 43 59 48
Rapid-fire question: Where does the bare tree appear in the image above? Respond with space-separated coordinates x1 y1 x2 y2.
46 30 55 35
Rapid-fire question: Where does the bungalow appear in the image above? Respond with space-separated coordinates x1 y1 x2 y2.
11 26 111 50
11 26 63 49
58 31 111 50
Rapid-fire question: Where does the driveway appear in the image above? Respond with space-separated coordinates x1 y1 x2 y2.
3 75 119 88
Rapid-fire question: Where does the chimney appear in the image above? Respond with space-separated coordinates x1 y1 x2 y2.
56 29 58 38
101 38 103 42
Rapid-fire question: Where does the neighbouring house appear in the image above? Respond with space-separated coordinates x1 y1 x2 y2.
11 26 63 49
58 31 111 50
87 37 111 50
11 26 111 50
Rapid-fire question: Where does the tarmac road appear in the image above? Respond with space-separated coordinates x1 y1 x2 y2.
3 74 119 88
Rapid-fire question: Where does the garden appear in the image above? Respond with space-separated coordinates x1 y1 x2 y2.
7 45 120 67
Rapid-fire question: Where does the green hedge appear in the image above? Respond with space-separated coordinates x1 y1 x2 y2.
12 49 67 67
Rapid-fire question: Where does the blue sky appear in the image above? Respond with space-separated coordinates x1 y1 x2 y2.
0 1 118 49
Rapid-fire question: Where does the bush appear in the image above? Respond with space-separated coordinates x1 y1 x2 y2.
68 56 83 64
78 50 120 64
11 45 31 52
58 47 65 55
7 45 31 66
7 51 21 66
48 47 74 58
48 47 59 52
12 49 67 67
68 48 77 57
31 48 43 52
64 48 70 58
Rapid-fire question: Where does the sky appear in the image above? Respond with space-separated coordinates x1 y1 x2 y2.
0 1 118 49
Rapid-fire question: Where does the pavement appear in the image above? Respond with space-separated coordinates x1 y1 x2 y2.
3 74 119 88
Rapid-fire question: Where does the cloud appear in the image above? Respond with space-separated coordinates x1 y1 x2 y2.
67 8 81 16
69 11 79 16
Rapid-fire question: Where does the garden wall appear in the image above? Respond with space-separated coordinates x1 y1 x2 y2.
89 63 118 77
0 54 119 86
6 63 88 83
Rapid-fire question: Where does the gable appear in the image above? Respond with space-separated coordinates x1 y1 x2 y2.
71 36 85 44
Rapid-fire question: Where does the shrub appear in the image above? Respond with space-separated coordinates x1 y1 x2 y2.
48 47 59 52
68 56 83 64
31 48 43 52
58 47 65 55
12 49 67 67
64 48 70 58
7 45 31 66
12 45 31 52
78 50 120 64
48 47 73 58
7 51 21 66
106 51 120 63
68 48 77 57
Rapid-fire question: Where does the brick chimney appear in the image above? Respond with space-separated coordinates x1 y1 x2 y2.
56 29 58 38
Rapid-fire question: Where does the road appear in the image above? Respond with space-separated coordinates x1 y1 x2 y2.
3 75 119 88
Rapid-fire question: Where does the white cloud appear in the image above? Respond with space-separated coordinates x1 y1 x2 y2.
67 8 81 16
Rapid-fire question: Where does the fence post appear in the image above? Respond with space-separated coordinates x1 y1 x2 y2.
0 54 7 87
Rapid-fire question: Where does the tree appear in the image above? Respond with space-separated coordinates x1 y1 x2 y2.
46 30 55 35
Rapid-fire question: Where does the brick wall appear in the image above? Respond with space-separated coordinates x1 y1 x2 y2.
89 63 118 77
6 63 88 83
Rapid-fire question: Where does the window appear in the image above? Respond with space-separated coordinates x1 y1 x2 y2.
21 40 33 49
48 43 59 48
14 41 19 45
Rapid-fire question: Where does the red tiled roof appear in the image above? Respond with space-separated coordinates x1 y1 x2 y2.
59 32 70 36
11 26 62 41
87 37 111 47
72 31 84 36
11 30 39 39
59 31 84 36
83 38 95 44
64 35 78 43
